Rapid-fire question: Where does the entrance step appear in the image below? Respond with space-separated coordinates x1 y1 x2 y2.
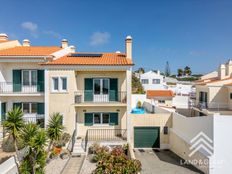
72 138 85 156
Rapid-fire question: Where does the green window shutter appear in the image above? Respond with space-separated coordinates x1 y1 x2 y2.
110 113 118 125
84 78 93 101
37 70 44 92
1 103 6 121
109 78 118 101
84 113 93 126
37 103 45 115
13 70 22 92
13 102 22 109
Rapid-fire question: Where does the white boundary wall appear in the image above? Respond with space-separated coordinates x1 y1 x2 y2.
0 156 18 174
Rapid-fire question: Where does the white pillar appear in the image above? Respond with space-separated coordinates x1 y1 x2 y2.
44 69 49 127
126 67 132 144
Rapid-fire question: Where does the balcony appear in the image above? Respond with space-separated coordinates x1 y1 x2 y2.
0 82 44 95
74 90 127 105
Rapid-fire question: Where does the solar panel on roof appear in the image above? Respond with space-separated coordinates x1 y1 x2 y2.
70 53 102 57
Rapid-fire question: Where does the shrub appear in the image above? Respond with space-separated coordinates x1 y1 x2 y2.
60 132 71 146
92 146 109 163
89 143 101 154
92 146 142 174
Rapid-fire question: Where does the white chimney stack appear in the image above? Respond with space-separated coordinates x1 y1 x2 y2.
226 59 232 77
23 39 30 46
218 64 226 79
0 33 8 41
61 39 68 48
70 45 76 53
125 35 132 59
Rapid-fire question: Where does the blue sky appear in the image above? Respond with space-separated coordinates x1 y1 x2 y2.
1 0 232 74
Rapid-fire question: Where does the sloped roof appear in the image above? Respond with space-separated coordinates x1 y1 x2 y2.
43 52 134 66
0 46 61 56
147 90 174 99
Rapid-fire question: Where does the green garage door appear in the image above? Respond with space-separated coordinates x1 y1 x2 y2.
134 127 160 148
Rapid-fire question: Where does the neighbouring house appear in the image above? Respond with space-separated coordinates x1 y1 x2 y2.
0 33 73 126
193 60 232 116
140 70 167 90
146 90 174 107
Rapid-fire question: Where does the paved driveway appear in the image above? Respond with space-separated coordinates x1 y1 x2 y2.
134 149 204 174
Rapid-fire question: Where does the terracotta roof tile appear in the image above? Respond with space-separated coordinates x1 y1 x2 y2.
0 46 61 56
43 53 134 66
147 90 174 99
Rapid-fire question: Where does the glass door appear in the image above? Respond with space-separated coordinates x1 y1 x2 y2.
93 78 109 102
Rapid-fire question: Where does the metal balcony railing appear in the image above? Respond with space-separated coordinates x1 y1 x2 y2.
190 100 230 111
84 129 127 151
0 82 44 94
74 90 127 103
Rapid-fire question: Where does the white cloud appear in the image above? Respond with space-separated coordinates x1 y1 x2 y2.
44 30 62 39
21 22 38 38
90 32 110 46
21 22 38 32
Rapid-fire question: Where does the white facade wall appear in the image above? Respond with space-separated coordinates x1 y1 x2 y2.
140 71 167 91
172 95 189 108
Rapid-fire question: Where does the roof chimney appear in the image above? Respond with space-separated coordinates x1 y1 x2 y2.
61 39 68 48
218 64 226 79
0 33 8 41
23 39 30 46
70 45 76 53
125 35 132 59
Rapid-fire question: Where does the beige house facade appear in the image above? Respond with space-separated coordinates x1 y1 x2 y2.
194 59 232 115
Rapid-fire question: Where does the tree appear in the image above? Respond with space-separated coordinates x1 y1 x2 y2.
177 68 183 77
164 61 171 77
184 66 192 76
20 123 47 174
132 74 145 94
3 107 24 161
46 113 64 153
135 67 145 74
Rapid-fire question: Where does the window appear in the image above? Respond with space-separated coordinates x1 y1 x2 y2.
102 113 110 124
52 77 59 91
141 79 149 84
22 70 37 86
152 79 160 84
94 113 101 124
52 77 68 92
61 77 67 91
93 113 110 124
22 103 30 113
158 100 165 104
22 103 37 114
93 78 109 95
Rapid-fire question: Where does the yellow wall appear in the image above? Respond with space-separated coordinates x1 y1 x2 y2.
75 106 127 137
48 70 128 134
75 71 126 92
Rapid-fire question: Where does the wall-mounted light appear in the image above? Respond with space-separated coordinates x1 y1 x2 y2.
163 126 168 135
83 110 86 112
116 109 120 112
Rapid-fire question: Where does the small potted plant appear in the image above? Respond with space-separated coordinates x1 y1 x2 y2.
137 101 142 108
53 142 63 155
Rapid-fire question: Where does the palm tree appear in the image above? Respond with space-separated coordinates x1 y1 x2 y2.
20 123 47 174
3 107 24 161
46 113 64 153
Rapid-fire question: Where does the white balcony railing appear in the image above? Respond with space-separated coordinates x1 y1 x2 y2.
0 82 43 94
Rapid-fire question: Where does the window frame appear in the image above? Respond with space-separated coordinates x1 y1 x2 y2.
51 76 68 92
141 79 149 84
22 102 37 114
52 77 59 92
93 113 110 125
22 70 37 86
93 78 109 95
60 77 67 91
152 79 161 84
